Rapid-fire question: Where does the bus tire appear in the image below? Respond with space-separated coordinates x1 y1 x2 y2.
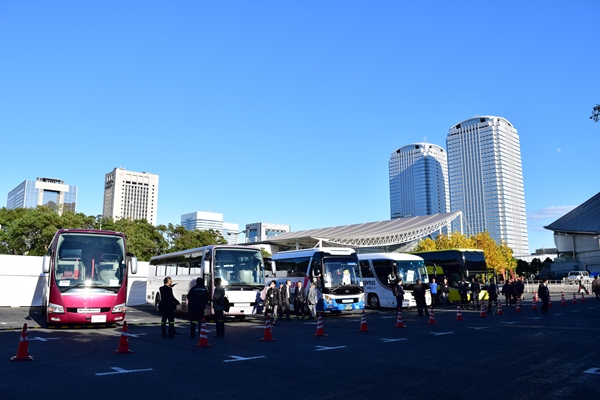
368 294 380 310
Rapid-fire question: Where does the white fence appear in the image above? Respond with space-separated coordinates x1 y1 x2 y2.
0 254 150 307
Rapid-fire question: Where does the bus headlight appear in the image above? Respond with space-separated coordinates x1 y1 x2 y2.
323 295 332 304
112 303 126 313
359 293 365 302
48 303 64 314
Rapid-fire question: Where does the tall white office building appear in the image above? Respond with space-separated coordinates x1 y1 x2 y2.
102 168 159 226
181 211 240 245
389 143 449 219
245 222 290 243
447 116 528 255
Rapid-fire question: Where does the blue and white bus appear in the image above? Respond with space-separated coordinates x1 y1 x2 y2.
358 253 431 309
269 247 364 312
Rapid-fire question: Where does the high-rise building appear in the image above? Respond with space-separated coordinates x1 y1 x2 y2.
7 177 77 215
102 168 159 225
245 222 290 243
447 116 528 255
389 143 449 219
181 211 240 245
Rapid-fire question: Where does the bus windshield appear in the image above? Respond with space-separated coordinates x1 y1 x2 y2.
55 232 125 293
395 260 427 285
213 248 264 288
322 257 361 288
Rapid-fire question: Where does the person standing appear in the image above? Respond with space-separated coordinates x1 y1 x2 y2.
458 278 469 306
439 277 449 307
307 282 319 318
514 277 525 301
592 276 600 302
470 278 481 310
502 279 514 307
212 278 226 337
280 280 292 320
538 278 550 314
395 278 405 310
429 278 439 306
412 279 429 318
159 276 180 338
265 280 280 324
187 277 208 339
294 281 307 319
487 280 498 314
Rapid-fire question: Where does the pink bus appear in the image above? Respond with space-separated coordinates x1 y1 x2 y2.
41 229 138 326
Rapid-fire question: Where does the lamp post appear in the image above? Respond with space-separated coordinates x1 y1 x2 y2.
227 230 247 245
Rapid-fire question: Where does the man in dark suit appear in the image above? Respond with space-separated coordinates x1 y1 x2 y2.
159 276 180 338
187 277 208 338
538 278 550 314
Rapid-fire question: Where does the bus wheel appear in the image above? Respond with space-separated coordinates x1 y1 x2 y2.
368 294 380 310
154 294 161 314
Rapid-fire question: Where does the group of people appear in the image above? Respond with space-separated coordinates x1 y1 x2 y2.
499 277 526 307
264 279 320 321
158 276 225 339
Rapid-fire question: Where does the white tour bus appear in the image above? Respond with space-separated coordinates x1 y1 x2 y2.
269 247 365 312
147 245 265 318
358 253 431 309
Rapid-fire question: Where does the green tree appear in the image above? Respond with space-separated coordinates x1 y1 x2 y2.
591 104 600 122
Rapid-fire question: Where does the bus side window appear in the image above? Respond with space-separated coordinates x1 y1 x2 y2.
359 261 373 278
372 260 392 284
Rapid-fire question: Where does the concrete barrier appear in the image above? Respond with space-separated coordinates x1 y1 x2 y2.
0 254 150 307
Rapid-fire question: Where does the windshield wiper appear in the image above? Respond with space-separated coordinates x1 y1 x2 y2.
60 283 119 293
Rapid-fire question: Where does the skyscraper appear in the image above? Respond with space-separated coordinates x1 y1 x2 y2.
447 116 528 255
7 177 77 215
389 143 449 219
102 168 159 225
181 211 240 245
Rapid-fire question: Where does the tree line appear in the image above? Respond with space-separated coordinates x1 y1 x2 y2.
0 206 226 261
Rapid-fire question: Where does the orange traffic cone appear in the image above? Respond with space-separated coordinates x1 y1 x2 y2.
548 296 553 308
395 309 406 328
11 323 33 361
479 304 487 318
561 291 566 306
427 307 436 325
572 293 578 304
358 310 369 332
515 299 522 313
456 305 463 321
496 302 504 315
114 321 133 354
581 292 586 303
314 313 328 337
531 296 538 310
261 314 276 342
195 318 211 348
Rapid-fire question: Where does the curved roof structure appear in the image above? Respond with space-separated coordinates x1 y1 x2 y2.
264 212 462 249
544 192 600 235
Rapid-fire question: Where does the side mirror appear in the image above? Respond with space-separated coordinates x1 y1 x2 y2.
42 255 50 274
129 256 138 275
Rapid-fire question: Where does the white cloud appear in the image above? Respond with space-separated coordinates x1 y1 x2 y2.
527 205 576 221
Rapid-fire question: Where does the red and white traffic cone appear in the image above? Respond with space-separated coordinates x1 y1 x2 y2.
531 296 538 311
515 299 522 313
496 302 504 315
581 292 587 303
456 305 463 321
195 318 211 348
358 310 369 332
561 291 566 306
479 303 487 318
395 309 406 328
427 307 436 325
548 296 553 308
314 313 328 337
261 314 276 342
11 323 33 361
114 321 133 354
572 293 578 305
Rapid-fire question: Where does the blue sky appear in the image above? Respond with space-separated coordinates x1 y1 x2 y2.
1 1 598 255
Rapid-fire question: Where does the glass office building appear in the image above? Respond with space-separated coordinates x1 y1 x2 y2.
447 116 529 256
181 211 240 245
245 222 290 243
389 143 449 219
7 178 77 214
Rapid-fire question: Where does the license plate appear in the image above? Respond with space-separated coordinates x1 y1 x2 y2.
341 299 353 304
345 305 352 310
78 308 101 313
91 315 107 323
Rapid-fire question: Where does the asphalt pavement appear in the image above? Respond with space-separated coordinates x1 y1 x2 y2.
2 296 600 400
